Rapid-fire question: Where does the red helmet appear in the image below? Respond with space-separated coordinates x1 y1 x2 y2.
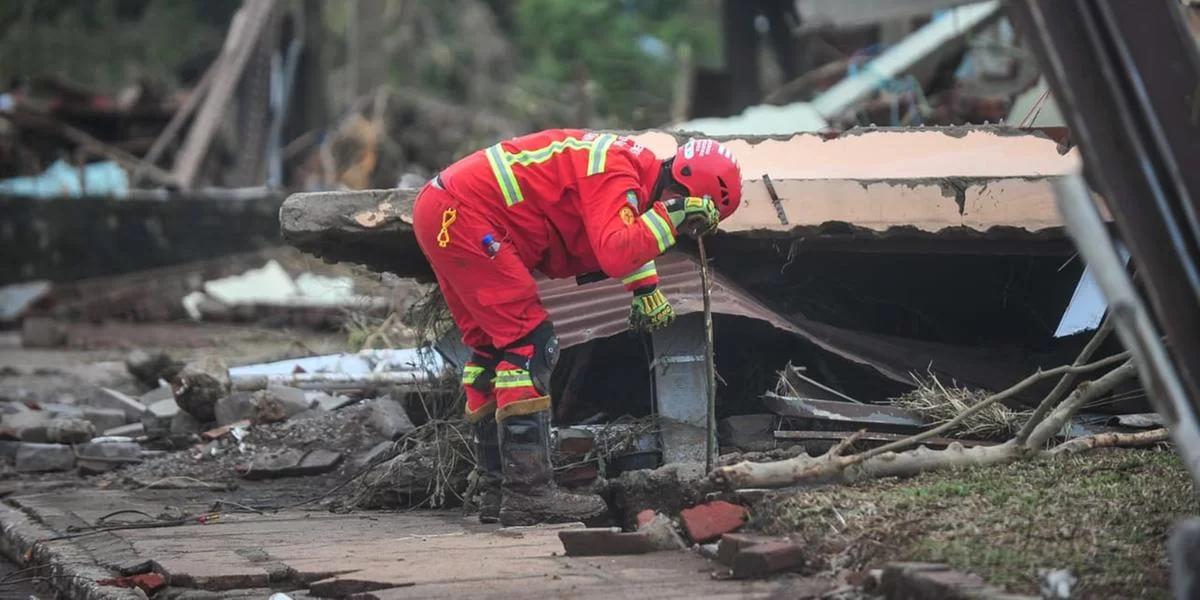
671 138 743 221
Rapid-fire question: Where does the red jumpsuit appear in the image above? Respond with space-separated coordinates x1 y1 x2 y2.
411 129 680 420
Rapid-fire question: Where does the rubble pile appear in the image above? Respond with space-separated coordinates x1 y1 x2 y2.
0 347 450 500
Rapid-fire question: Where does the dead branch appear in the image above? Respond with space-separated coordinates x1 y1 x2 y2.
1049 428 1169 456
840 352 1129 466
710 355 1138 490
1026 360 1138 448
1013 314 1115 445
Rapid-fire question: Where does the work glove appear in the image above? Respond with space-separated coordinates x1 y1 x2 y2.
663 196 721 238
629 285 676 332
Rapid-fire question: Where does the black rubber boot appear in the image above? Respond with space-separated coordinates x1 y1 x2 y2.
498 408 608 527
472 413 503 524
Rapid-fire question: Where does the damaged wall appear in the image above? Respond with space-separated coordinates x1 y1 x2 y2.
1 193 285 285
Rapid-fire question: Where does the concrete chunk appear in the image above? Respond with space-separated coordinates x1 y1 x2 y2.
140 385 174 404
141 398 180 439
214 392 256 426
170 410 204 435
80 407 129 432
91 388 146 422
76 441 142 474
172 355 230 423
717 533 786 567
103 422 146 437
21 317 67 348
557 514 686 557
15 443 75 472
240 448 344 480
255 386 310 424
367 397 416 441
21 418 95 444
730 541 806 579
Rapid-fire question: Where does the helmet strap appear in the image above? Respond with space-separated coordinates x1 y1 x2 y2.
653 157 687 202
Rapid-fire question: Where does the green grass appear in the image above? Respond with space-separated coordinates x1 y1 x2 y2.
749 447 1196 599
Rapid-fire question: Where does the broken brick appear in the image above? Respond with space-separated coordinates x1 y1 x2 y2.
557 427 596 456
554 462 599 486
97 572 166 593
730 541 805 579
679 500 747 543
636 509 657 530
717 532 784 566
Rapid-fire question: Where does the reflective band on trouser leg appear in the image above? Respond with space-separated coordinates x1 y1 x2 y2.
494 353 551 422
463 362 497 423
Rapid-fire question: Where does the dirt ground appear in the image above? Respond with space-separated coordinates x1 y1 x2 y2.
748 447 1195 599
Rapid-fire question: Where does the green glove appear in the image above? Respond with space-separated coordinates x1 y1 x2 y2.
629 285 676 332
664 196 721 237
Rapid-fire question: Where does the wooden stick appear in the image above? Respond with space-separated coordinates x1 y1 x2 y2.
698 237 717 473
132 62 218 186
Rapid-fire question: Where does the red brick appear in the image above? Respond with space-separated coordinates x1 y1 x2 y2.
557 428 596 456
730 541 805 579
679 500 747 543
636 509 658 530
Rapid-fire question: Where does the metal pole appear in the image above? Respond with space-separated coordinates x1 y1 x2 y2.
698 237 717 473
1054 172 1200 489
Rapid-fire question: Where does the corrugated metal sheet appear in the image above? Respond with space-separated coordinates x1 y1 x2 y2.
539 251 1043 398
538 252 802 350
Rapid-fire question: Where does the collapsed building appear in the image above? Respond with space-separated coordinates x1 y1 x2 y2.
281 125 1133 464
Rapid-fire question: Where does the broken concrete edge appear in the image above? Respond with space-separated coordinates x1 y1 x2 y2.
0 503 145 600
614 123 1071 146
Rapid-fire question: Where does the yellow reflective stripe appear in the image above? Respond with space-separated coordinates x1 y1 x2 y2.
488 134 618 207
462 365 485 385
486 144 523 207
640 208 675 253
495 369 534 389
587 134 617 175
621 262 657 286
508 138 591 165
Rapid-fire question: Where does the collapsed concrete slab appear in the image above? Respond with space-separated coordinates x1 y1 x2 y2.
279 125 1109 281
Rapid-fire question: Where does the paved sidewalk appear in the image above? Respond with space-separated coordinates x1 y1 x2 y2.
0 488 819 599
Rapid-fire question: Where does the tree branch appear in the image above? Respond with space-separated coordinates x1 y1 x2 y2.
1026 360 1138 448
1013 315 1115 445
838 351 1129 467
1049 428 1169 455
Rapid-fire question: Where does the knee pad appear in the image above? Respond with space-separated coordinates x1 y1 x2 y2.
502 321 559 395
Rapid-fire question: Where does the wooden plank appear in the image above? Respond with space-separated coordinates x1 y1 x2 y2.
171 0 280 188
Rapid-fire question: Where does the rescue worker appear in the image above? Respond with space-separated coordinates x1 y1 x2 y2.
412 130 743 526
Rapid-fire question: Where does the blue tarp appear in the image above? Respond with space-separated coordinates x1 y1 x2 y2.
0 159 129 198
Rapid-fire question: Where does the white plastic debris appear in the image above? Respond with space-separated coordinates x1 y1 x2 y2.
1039 568 1077 599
